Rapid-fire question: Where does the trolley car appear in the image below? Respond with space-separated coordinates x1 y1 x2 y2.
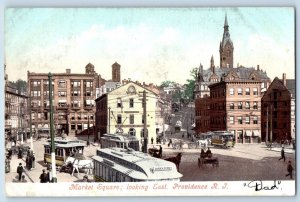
43 138 86 166
92 147 182 182
100 133 140 151
211 131 235 148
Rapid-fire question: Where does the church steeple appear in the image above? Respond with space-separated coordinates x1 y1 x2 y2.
210 55 215 73
219 13 234 68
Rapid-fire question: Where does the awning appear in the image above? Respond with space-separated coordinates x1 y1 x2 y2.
245 130 252 136
253 130 260 136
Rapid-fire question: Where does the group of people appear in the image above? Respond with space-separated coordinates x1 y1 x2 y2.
278 147 294 179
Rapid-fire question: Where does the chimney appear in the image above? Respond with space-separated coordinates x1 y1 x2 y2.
257 65 260 71
66 69 71 74
283 73 287 86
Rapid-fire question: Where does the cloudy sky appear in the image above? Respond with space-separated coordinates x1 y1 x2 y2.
5 7 294 85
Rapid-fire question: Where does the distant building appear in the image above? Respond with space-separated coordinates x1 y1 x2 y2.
5 65 29 141
261 74 295 143
27 63 102 136
95 81 158 144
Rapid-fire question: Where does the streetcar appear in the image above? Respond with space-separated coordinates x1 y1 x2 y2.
100 133 140 151
211 131 235 148
92 147 183 182
43 138 86 166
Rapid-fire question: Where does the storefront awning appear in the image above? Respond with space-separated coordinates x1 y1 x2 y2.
245 130 252 136
253 130 260 136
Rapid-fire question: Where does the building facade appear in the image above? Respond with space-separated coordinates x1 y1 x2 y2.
27 63 102 136
5 65 29 142
209 77 262 143
261 74 294 143
95 82 158 145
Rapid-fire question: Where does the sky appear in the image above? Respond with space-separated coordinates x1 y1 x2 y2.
4 7 295 85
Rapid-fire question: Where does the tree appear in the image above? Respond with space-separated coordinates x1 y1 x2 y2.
160 80 176 88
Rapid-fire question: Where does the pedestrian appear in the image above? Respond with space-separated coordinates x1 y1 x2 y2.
17 163 24 181
151 137 154 144
158 145 163 158
168 139 172 147
39 169 49 183
31 154 35 169
285 161 294 179
278 147 285 162
206 148 212 158
17 147 22 159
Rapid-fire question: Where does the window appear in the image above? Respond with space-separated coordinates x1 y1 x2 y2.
85 81 93 88
117 98 122 108
129 114 134 124
238 116 242 124
58 91 67 97
253 88 258 95
71 81 81 87
129 99 134 108
237 88 242 95
245 102 250 109
229 88 234 96
253 102 258 109
58 80 66 88
229 103 234 110
31 81 41 87
85 91 92 96
117 114 122 124
253 116 258 124
245 116 250 124
245 88 250 95
71 90 80 96
238 102 243 109
230 116 234 124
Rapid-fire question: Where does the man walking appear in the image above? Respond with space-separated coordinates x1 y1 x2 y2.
278 147 285 162
17 163 24 181
285 161 294 179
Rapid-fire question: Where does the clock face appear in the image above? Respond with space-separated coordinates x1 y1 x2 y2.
128 86 136 94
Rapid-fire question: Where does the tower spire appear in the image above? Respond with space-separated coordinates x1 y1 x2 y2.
219 13 234 68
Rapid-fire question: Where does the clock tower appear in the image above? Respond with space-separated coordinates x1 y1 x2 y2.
219 13 234 68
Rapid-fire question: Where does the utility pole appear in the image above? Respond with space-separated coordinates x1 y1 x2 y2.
266 106 268 143
48 73 57 183
108 107 111 134
87 109 90 146
270 104 273 149
29 96 34 152
143 90 148 153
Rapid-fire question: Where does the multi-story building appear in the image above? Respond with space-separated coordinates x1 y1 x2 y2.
209 75 262 143
261 74 295 143
27 63 102 137
5 65 29 142
95 81 158 145
194 14 271 143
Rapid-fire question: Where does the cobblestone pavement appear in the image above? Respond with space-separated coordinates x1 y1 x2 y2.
5 135 295 183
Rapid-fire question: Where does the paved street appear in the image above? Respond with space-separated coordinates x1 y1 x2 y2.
5 130 295 183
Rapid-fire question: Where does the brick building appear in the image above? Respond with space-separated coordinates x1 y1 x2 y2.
27 63 103 137
261 74 295 143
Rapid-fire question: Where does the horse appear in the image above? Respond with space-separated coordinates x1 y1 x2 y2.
197 139 209 149
164 153 182 172
65 156 93 177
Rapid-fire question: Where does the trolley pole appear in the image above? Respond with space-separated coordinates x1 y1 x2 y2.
48 73 57 183
143 90 148 153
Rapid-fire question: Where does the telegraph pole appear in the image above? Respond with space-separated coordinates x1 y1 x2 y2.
108 107 111 134
266 106 268 143
143 90 148 153
29 96 34 152
270 104 273 149
48 73 57 182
